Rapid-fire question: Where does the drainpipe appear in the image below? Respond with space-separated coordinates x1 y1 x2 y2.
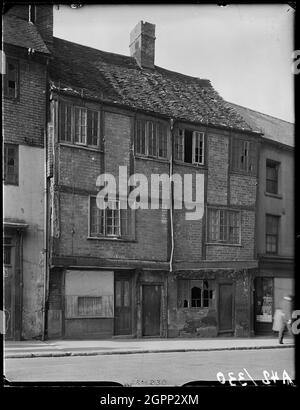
169 119 175 273
42 62 49 341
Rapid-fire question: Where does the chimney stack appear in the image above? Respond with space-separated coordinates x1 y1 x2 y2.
130 21 156 69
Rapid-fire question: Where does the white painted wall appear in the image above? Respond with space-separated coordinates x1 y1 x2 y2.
4 145 45 339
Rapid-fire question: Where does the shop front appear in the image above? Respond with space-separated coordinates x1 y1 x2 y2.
254 259 294 334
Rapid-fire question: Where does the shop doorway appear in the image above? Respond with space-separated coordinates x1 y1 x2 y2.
142 284 161 336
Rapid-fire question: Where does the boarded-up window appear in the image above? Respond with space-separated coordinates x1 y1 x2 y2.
78 296 102 316
178 279 214 308
65 270 114 318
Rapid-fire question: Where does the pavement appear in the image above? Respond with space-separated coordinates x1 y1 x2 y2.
4 336 295 359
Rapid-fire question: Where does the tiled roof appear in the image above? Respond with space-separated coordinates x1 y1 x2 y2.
3 15 50 54
226 102 294 147
50 37 254 132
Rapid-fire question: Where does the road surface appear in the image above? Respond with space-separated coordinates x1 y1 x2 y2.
4 348 294 386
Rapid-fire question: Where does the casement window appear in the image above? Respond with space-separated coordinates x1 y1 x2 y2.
266 160 279 194
89 197 131 238
266 214 280 254
207 208 241 244
3 237 12 266
4 144 18 185
231 138 257 174
177 279 214 308
135 119 168 159
174 129 205 165
4 58 19 99
58 101 100 147
78 296 103 316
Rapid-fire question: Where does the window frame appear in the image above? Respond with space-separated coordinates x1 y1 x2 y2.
266 159 279 195
175 128 205 166
231 136 257 175
58 100 101 148
4 144 19 185
177 279 214 309
265 214 280 255
3 57 19 100
207 207 241 245
3 237 13 266
135 118 168 160
89 196 132 239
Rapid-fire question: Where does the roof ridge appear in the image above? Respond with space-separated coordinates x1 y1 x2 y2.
53 36 135 62
227 101 294 125
53 36 211 85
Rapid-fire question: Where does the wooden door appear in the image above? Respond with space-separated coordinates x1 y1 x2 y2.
218 283 234 332
142 285 161 336
114 274 132 335
3 236 15 339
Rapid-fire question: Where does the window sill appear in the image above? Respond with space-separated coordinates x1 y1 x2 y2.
264 191 283 200
65 316 113 320
173 160 207 170
87 236 136 243
135 155 169 164
4 181 19 186
205 242 242 247
229 169 257 177
59 142 103 152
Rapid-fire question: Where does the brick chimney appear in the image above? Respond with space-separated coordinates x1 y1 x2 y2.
34 5 54 49
130 21 156 69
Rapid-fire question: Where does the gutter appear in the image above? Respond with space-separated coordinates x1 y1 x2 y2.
42 60 50 341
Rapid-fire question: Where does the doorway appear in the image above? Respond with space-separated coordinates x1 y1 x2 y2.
142 284 161 337
218 283 234 333
114 273 132 335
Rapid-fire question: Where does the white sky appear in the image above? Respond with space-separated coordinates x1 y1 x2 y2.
54 4 294 123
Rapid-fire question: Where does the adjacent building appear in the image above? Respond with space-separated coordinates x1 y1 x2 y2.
228 103 294 334
3 4 52 339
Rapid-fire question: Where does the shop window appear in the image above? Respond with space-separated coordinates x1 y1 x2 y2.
135 118 168 159
178 279 214 308
255 277 273 324
174 129 204 165
4 144 18 185
207 208 241 244
266 160 279 194
266 214 280 254
231 137 257 175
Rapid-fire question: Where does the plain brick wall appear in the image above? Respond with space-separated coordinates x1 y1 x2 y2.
206 210 255 260
58 145 102 191
207 133 228 204
230 174 257 206
57 192 168 261
3 57 46 147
